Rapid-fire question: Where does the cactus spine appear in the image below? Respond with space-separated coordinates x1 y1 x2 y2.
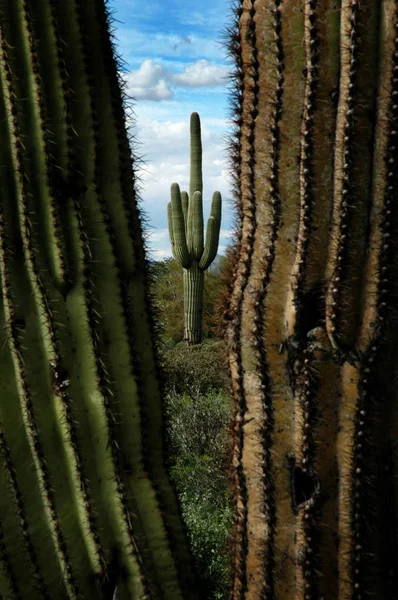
168 113 222 345
0 1 199 598
226 0 398 598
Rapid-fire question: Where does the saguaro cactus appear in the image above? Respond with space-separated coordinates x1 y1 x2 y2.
167 113 222 345
226 0 398 598
0 1 198 599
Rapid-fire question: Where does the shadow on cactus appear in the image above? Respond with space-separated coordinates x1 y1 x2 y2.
167 113 222 345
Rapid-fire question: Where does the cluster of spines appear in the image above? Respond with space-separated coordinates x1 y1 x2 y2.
0 29 79 597
351 4 398 597
328 0 359 343
292 0 319 302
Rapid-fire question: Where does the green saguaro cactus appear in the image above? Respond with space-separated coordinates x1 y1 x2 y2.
0 1 199 599
167 113 222 345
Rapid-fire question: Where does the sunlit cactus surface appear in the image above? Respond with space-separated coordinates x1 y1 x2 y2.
225 0 398 598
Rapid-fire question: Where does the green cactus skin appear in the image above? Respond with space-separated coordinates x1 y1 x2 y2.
0 1 200 599
225 0 398 598
167 113 222 345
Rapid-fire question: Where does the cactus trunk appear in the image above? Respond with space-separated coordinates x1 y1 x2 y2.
226 0 398 598
0 1 198 599
183 262 204 344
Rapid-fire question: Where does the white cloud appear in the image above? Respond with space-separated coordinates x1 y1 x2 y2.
122 58 229 102
172 59 229 87
123 59 173 100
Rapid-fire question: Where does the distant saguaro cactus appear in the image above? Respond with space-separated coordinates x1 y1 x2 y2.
225 0 398 598
168 113 222 344
0 1 198 599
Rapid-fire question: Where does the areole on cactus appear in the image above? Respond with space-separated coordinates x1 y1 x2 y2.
167 112 222 345
0 1 199 599
225 0 398 598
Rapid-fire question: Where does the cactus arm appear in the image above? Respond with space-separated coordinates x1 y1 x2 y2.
181 190 189 235
168 200 178 260
209 189 222 222
191 191 204 261
189 112 203 200
198 217 217 270
199 191 221 270
171 183 191 268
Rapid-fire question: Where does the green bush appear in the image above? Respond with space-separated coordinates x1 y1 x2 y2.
161 339 228 397
165 389 234 600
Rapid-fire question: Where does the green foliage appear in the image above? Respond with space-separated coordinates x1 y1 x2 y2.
161 339 228 397
165 390 234 600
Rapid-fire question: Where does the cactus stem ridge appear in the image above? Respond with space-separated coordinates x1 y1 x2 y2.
292 0 319 305
247 1 287 597
229 2 261 597
8 0 69 291
0 511 20 600
0 425 49 598
327 0 361 350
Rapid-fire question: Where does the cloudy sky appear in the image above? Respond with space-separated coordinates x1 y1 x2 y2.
110 0 234 259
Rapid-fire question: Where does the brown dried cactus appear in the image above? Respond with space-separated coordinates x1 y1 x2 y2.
225 0 398 598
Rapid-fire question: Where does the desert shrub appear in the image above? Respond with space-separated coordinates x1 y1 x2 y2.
165 389 234 599
161 339 228 397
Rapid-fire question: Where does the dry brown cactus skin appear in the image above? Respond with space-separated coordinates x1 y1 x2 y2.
225 0 398 598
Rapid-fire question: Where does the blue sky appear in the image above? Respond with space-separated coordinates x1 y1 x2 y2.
109 0 234 259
